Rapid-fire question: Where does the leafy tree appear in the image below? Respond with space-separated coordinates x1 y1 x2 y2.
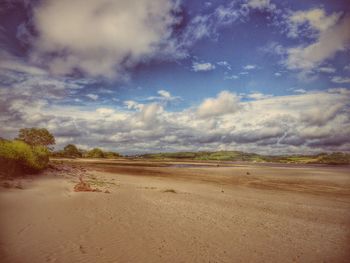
16 128 55 148
86 148 105 158
63 144 82 158
104 151 120 159
78 148 87 157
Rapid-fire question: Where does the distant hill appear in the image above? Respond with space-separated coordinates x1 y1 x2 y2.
138 151 350 165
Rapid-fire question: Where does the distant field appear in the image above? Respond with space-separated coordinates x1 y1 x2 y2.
139 151 350 164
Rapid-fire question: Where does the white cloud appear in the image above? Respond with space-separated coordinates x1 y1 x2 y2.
144 90 181 105
138 103 163 126
158 90 171 98
217 61 231 70
181 15 212 46
260 42 285 56
192 62 216 72
86 94 99 100
294 89 307 94
243 64 256 70
96 108 115 116
197 91 240 118
0 51 46 76
285 16 350 72
274 72 282 77
239 71 249 75
224 74 239 80
158 90 181 102
331 76 350 84
328 88 350 96
246 92 272 100
287 8 340 38
124 100 141 110
245 0 274 10
180 0 271 48
96 107 128 121
214 4 241 25
344 64 350 71
318 66 336 73
30 0 180 78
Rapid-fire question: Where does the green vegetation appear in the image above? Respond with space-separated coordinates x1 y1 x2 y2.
104 151 121 159
313 152 350 165
62 144 82 158
16 128 55 148
51 144 85 158
141 151 264 161
51 145 120 159
140 151 350 164
0 128 54 177
0 140 49 176
83 148 120 159
85 148 105 158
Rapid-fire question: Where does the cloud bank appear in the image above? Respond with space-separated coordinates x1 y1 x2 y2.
1 82 349 154
29 0 180 78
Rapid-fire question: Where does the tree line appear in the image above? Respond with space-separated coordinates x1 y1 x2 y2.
52 144 120 159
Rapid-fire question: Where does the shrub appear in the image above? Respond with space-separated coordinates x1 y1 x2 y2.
85 148 105 158
30 146 50 170
104 151 120 159
0 140 49 176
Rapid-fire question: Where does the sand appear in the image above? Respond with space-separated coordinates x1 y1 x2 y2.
1 159 350 262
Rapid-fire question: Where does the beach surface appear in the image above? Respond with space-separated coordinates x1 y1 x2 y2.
1 159 350 262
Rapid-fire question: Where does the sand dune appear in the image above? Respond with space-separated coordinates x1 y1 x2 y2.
1 160 350 262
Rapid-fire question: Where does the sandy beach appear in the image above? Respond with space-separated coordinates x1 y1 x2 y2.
1 159 350 262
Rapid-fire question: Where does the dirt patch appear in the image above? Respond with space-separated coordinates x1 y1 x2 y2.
76 159 350 198
163 189 177 193
73 176 101 192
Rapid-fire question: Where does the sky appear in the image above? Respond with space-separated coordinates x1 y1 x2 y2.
0 0 350 155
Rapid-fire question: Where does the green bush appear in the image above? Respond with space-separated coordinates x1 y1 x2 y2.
0 140 49 176
104 151 120 159
85 148 105 158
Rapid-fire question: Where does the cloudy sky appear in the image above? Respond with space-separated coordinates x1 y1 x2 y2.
0 0 350 154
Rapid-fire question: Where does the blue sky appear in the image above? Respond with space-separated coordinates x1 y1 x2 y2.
0 0 350 154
